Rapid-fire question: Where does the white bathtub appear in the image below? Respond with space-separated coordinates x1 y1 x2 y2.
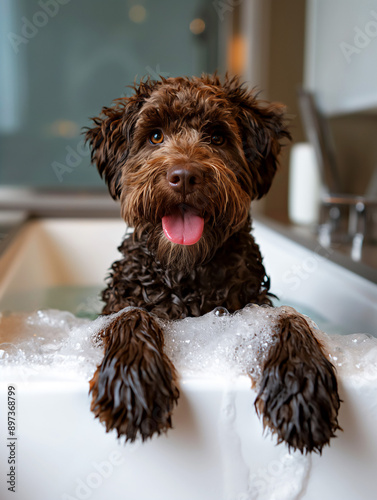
0 218 377 500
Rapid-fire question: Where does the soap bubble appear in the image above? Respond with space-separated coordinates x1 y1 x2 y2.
214 306 230 317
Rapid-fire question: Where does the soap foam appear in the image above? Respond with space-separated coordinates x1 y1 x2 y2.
162 305 282 383
312 327 377 381
0 306 377 384
0 310 107 381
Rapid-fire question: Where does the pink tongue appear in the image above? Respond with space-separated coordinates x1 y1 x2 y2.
162 208 204 245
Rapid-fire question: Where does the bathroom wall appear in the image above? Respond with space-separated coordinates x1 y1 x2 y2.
330 114 377 196
304 0 377 197
262 0 307 223
262 0 377 223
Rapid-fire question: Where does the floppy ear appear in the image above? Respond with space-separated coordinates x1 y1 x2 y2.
84 80 157 199
240 101 291 199
224 77 291 199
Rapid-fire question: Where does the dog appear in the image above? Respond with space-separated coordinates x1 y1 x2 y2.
85 74 340 453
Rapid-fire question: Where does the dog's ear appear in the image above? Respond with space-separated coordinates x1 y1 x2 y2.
239 101 291 199
223 77 291 199
84 80 156 199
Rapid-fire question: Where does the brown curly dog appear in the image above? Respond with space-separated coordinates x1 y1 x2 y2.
85 75 340 453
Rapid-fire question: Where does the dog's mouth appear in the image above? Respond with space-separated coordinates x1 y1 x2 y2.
161 204 205 246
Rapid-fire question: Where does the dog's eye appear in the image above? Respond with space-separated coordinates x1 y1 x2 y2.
210 133 225 146
149 130 164 145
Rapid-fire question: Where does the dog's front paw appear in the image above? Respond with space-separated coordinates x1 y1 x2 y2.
254 314 341 453
89 309 179 442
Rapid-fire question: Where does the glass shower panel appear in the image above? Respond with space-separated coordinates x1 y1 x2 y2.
0 0 218 189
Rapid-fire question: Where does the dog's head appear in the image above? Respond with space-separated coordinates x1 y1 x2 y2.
85 75 290 271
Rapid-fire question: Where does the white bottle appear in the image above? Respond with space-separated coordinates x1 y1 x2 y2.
288 142 321 225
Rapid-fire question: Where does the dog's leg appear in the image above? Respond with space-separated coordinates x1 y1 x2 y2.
254 312 341 453
89 308 179 442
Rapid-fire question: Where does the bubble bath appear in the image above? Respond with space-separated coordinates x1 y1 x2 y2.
1 306 377 384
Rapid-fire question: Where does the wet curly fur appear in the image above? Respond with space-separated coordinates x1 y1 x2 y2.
85 74 341 453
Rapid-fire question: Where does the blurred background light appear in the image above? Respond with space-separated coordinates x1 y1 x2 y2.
189 18 206 35
128 5 147 24
49 120 80 139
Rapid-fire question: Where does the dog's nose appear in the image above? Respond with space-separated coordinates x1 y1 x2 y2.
166 166 203 195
